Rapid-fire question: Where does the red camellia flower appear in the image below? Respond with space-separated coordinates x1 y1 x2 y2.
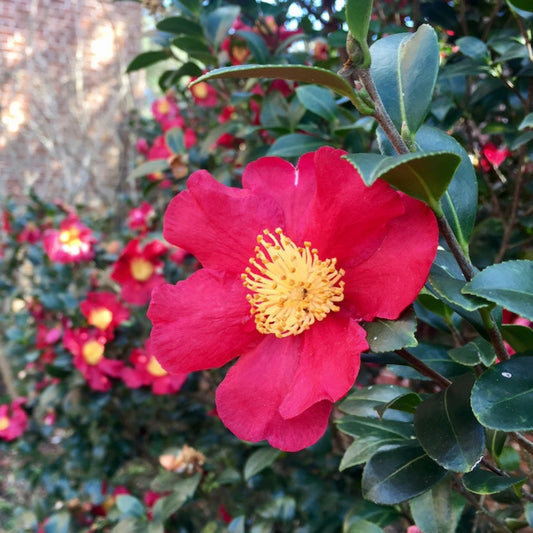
110 239 167 305
63 328 124 391
80 291 130 339
121 341 187 395
127 201 156 235
480 142 511 172
189 78 218 107
43 214 96 263
0 398 28 441
148 147 438 451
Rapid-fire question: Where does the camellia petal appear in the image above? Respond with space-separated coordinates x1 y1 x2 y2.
303 147 405 265
163 171 285 274
215 335 333 451
343 194 438 321
148 269 260 373
242 154 316 242
279 315 367 419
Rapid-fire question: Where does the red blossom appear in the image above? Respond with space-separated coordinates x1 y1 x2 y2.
0 398 28 441
63 328 124 391
17 221 41 243
121 341 187 395
480 142 511 171
42 214 96 264
110 239 167 305
80 291 130 339
148 147 438 451
128 201 156 235
189 79 218 107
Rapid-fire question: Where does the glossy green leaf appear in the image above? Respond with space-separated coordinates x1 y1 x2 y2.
409 478 465 533
338 385 412 419
415 126 478 252
172 36 215 64
343 501 402 531
158 62 204 90
234 30 270 64
126 51 169 73
428 263 488 312
340 436 403 470
336 415 414 440
462 467 527 494
127 159 169 181
165 127 184 154
463 260 533 321
362 308 418 353
456 36 489 62
345 150 461 212
296 85 338 122
156 16 203 36
507 0 533 13
375 392 423 418
519 112 533 130
152 491 189 522
345 0 373 67
192 65 359 108
266 134 327 157
116 495 146 519
362 441 447 505
205 5 240 49
502 324 533 353
471 355 533 431
370 25 439 135
414 373 485 472
244 447 280 481
448 337 496 367
344 520 384 533
496 445 521 471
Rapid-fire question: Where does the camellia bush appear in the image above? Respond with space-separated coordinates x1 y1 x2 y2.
2 0 533 531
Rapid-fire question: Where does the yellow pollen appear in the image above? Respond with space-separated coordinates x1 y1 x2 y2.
130 257 154 282
241 228 345 338
59 228 86 255
88 308 113 330
146 356 168 377
192 82 209 99
0 416 10 431
157 99 171 114
82 340 105 365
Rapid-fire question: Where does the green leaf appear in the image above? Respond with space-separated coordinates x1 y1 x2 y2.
519 112 533 130
338 385 413 420
463 260 533 321
462 468 527 494
152 491 188 522
266 134 327 157
205 5 241 49
501 324 533 353
414 373 485 472
343 153 386 185
340 436 404 470
116 495 146 519
172 36 215 64
362 441 447 505
234 30 270 64
344 520 384 533
165 127 184 154
345 0 373 67
362 308 418 353
456 36 489 62
126 51 169 72
471 355 533 431
507 0 533 13
526 501 533 527
409 478 465 533
336 415 414 440
192 65 360 109
296 85 338 122
243 447 281 481
127 159 169 181
375 392 423 418
156 16 203 36
448 337 496 367
43 512 71 533
370 25 440 135
414 126 478 252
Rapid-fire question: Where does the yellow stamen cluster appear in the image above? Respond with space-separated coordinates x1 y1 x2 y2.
59 228 85 255
146 356 168 377
88 308 113 330
82 340 105 365
242 228 345 338
130 257 154 282
0 416 10 431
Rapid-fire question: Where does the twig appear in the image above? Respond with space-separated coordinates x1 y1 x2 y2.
396 349 451 388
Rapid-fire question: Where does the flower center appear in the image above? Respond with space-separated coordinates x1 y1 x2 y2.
130 258 154 281
82 340 105 365
146 356 168 377
59 228 86 254
88 308 113 330
157 99 171 114
0 415 10 431
242 228 345 338
192 82 209 100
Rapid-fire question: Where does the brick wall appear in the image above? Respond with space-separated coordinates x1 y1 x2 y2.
0 0 144 206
